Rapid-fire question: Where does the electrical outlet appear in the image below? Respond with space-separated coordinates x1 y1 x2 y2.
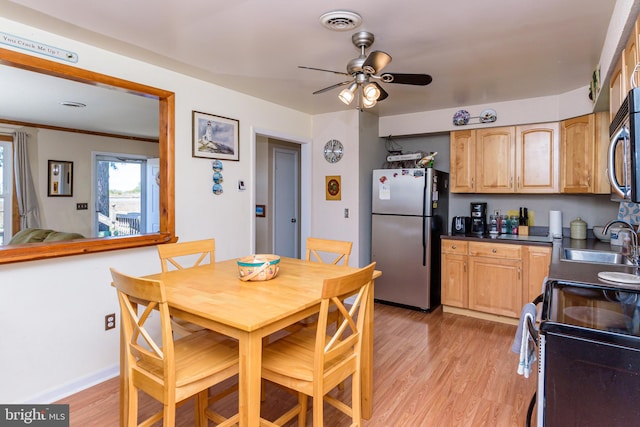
105 313 116 330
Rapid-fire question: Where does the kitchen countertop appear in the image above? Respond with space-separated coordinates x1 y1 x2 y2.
442 234 640 291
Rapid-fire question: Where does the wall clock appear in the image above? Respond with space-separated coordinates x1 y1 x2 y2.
323 139 344 163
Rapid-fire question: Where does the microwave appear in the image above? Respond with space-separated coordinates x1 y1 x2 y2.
608 87 640 202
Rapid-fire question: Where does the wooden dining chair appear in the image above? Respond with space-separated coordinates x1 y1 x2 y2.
300 237 353 330
305 237 352 266
157 238 215 271
157 239 215 337
259 262 376 427
110 268 239 427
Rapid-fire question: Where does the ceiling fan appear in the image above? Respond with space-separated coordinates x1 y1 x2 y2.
299 31 433 110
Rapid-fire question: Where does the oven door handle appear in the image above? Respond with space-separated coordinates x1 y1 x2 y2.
527 293 543 342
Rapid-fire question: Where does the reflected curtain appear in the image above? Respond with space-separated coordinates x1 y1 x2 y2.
13 131 40 229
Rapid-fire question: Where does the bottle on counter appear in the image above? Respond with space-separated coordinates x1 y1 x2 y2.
501 215 509 234
510 215 519 235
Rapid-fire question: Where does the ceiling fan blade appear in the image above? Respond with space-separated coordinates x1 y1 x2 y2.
362 51 392 74
375 82 389 101
312 80 352 95
381 73 433 85
299 66 350 76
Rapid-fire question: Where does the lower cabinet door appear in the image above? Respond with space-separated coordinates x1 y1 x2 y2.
468 257 522 317
441 253 468 308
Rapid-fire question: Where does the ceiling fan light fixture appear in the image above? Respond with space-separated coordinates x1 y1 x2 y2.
339 83 357 105
362 95 377 108
363 83 381 101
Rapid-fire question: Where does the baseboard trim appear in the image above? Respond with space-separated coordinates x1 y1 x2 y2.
442 305 519 326
25 364 119 404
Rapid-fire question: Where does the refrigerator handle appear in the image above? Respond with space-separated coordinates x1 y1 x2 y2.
422 217 427 266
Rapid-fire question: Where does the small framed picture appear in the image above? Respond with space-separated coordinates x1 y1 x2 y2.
256 204 266 217
48 160 73 197
326 175 341 201
192 111 239 161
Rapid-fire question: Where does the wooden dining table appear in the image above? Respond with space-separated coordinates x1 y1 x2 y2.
119 256 380 427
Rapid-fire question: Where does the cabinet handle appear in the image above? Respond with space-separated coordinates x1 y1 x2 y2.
510 176 513 187
587 174 591 186
464 261 466 272
452 244 457 249
492 248 497 253
518 267 521 280
517 176 520 189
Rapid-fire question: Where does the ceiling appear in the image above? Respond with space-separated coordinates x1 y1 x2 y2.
0 0 630 135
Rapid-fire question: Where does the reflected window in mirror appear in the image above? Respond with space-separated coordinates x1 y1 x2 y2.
0 46 175 263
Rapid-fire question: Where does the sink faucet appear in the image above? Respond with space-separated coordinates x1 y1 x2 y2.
604 219 639 265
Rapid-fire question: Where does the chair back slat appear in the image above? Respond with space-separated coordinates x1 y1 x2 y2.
306 237 352 265
157 239 215 271
315 262 375 377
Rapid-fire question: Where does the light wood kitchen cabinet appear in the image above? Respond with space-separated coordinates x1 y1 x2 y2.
515 122 560 193
560 112 610 194
625 20 639 97
441 240 468 308
560 114 595 193
451 124 559 194
468 242 522 318
610 13 640 122
475 127 515 193
450 130 475 192
523 245 551 305
610 58 625 123
441 239 552 322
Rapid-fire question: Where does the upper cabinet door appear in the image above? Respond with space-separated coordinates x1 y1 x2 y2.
560 114 595 193
610 59 624 123
515 123 560 193
450 130 476 193
475 127 515 193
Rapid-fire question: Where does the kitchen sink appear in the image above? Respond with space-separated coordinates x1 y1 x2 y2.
562 248 634 265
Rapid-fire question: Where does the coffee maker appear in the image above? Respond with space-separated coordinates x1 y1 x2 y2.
470 202 487 236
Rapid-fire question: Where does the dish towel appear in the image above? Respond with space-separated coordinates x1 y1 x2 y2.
512 302 537 378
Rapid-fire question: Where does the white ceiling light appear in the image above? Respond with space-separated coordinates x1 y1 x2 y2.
319 11 362 31
338 83 358 105
363 83 381 102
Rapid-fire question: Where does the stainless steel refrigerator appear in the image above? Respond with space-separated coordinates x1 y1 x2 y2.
371 168 449 311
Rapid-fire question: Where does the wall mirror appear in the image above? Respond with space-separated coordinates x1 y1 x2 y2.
0 47 175 263
47 160 73 197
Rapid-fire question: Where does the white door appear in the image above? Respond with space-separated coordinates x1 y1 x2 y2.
273 148 299 258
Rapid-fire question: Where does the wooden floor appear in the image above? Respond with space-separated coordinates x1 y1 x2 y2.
57 303 536 426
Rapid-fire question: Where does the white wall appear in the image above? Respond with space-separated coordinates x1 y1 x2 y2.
310 110 360 266
0 17 311 403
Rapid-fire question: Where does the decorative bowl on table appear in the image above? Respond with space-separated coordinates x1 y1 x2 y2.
237 254 281 281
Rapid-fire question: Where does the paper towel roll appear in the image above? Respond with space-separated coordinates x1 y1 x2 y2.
549 210 562 238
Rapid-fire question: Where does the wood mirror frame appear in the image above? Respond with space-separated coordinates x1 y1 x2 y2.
0 47 175 264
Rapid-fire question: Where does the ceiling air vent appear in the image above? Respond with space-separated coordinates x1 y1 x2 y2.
319 11 362 31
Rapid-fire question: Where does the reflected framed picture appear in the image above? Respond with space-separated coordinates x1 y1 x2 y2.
192 111 239 161
48 160 73 197
256 204 266 217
